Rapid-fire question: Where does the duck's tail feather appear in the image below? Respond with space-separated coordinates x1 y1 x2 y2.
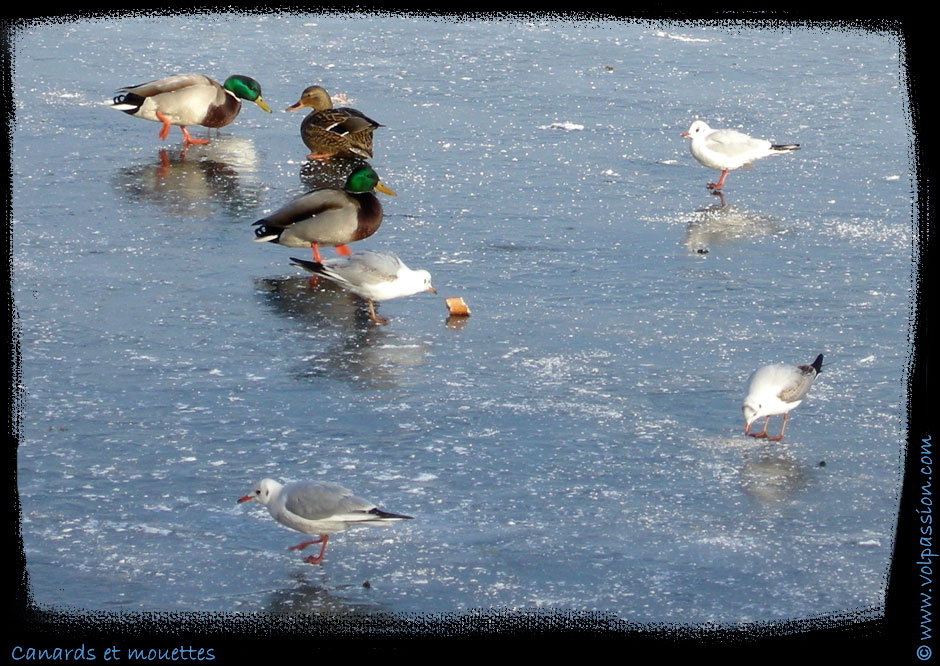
253 224 281 243
111 91 145 114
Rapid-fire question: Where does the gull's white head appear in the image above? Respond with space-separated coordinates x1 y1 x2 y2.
682 120 712 139
742 400 761 429
400 268 435 296
237 478 282 506
415 269 436 294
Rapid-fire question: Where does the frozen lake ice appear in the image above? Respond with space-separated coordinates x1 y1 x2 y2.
12 15 910 623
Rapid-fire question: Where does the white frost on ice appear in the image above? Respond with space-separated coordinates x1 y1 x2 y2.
539 121 584 131
139 524 172 536
654 31 710 43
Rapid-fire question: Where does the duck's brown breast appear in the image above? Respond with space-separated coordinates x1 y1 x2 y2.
350 193 384 241
202 93 241 128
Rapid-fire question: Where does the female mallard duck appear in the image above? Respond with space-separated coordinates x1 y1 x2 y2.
253 164 396 261
111 74 272 145
285 85 382 160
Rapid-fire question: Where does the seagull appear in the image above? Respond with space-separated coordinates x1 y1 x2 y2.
742 354 823 441
682 120 800 191
289 251 436 324
237 479 413 565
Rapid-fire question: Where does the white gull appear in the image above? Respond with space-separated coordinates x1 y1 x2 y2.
290 250 436 324
238 478 413 564
683 120 800 191
742 354 823 441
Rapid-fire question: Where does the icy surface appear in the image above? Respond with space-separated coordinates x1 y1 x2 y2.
13 17 908 621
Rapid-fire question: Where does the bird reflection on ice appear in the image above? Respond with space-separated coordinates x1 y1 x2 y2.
739 452 809 504
253 275 431 389
682 193 778 254
111 136 263 219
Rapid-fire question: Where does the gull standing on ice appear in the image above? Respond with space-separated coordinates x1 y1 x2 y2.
682 120 800 191
238 479 413 564
742 354 823 441
289 251 436 324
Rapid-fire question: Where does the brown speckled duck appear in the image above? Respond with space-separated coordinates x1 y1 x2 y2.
253 164 396 261
112 74 271 145
285 85 383 160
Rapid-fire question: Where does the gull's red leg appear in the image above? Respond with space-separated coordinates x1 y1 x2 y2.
288 535 326 552
748 416 770 439
708 170 729 190
303 535 330 564
768 413 789 442
367 300 389 325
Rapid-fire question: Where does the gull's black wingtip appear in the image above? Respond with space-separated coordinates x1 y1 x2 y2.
289 256 323 272
812 354 824 373
368 507 413 520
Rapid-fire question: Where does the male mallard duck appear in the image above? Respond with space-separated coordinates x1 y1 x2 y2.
112 74 272 145
253 164 396 261
285 85 382 160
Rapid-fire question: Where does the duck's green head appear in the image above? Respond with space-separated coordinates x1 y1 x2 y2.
223 75 272 113
345 165 396 196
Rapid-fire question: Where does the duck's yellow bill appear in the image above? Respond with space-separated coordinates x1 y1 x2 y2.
375 181 397 196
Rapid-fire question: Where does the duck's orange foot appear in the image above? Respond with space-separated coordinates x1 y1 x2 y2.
156 111 172 141
180 127 209 145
